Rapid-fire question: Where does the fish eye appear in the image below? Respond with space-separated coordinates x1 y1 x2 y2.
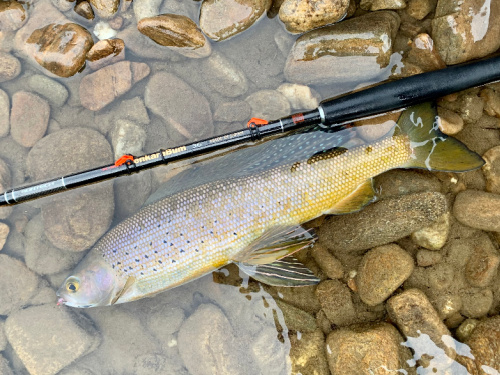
66 277 80 293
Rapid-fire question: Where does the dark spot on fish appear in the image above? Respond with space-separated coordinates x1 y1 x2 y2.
210 231 213 234
171 260 176 263
154 250 158 253
201 240 204 243
187 240 190 243
180 249 185 253
153 268 157 271
145 255 149 259
125 252 129 255
290 161 301 172
135 259 139 262
124 269 128 272
117 261 121 265
140 272 144 275
149 242 152 246
113 249 117 253
112 264 115 269
158 224 161 228
134 246 137 249
166 232 169 235
129 266 132 270
158 260 162 264
180 233 183 236
163 240 167 243
233 232 237 235
365 146 373 154
170 243 174 246
195 249 199 252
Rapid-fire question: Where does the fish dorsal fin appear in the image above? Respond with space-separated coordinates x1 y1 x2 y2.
326 178 376 215
233 225 317 265
110 276 136 305
238 256 320 286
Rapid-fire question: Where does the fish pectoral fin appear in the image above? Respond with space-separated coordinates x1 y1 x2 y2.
326 178 376 215
232 225 317 265
110 276 136 305
238 256 320 287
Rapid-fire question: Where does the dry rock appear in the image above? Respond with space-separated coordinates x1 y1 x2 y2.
356 244 414 306
279 0 350 34
200 0 272 41
0 222 9 251
138 14 211 58
246 90 291 121
289 329 329 375
0 52 21 82
277 83 321 110
10 91 50 148
432 0 500 65
0 1 26 31
80 61 150 111
482 146 500 194
437 106 464 135
26 22 93 78
411 211 450 250
311 243 344 279
326 323 413 374
275 299 317 332
74 0 94 20
319 192 447 253
86 38 125 71
416 249 442 267
89 0 118 18
284 11 400 86
454 190 500 232
0 254 39 316
200 51 248 98
315 279 356 326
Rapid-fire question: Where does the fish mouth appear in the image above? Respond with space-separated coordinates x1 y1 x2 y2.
56 297 66 306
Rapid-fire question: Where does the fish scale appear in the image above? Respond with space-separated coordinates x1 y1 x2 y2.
97 133 411 302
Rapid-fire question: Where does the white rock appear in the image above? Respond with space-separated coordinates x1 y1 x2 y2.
93 22 117 40
411 212 450 250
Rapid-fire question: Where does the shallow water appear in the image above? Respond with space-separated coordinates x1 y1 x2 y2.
1 0 500 374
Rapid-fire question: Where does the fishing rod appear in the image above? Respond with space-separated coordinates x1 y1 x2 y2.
1 55 500 207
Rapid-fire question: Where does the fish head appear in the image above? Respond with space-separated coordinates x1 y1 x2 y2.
57 249 124 308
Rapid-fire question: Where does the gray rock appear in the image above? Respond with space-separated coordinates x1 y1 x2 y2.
0 254 39 316
5 304 100 375
10 91 50 148
115 96 151 125
0 52 20 83
0 222 9 251
26 74 69 107
315 280 356 326
319 192 447 253
0 158 12 221
145 72 214 141
114 171 152 220
146 303 185 338
110 119 147 159
0 0 26 31
24 214 83 275
0 355 13 375
0 319 7 351
133 0 162 21
201 52 248 98
251 325 288 375
454 190 500 232
134 354 176 375
289 329 329 375
0 89 9 138
245 90 291 121
214 101 251 122
284 11 400 85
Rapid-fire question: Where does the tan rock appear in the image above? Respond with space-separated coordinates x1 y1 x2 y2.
453 190 500 232
437 106 464 135
0 89 9 137
406 0 437 19
411 211 450 250
80 61 150 111
0 0 26 31
0 52 21 82
405 33 446 72
279 0 350 34
481 88 500 118
416 249 442 266
10 91 50 148
0 222 8 250
311 243 344 279
465 241 500 287
277 83 321 110
290 329 329 375
482 146 500 194
26 23 93 77
360 0 406 10
245 90 291 121
315 280 356 326
460 288 493 318
86 38 125 70
89 0 119 18
74 0 95 20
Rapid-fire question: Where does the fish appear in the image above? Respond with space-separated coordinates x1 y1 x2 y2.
56 103 484 307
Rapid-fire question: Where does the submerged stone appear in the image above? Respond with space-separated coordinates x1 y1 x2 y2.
10 91 50 148
0 0 26 31
0 52 21 83
86 38 125 70
89 0 119 18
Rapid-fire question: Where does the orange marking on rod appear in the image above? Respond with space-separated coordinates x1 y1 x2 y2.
114 155 135 167
247 118 269 127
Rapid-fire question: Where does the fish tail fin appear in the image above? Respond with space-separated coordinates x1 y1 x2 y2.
396 103 484 172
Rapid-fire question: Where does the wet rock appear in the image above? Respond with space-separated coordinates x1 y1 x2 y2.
482 146 500 195
26 74 69 107
319 192 447 253
284 11 400 86
114 171 152 219
0 355 13 375
251 325 288 375
480 88 500 118
355 111 400 142
26 23 93 78
80 61 150 111
134 354 172 375
387 288 455 359
10 91 50 148
74 0 94 20
109 16 123 30
404 33 446 72
416 249 442 267
361 0 406 10
0 320 6 351
375 169 442 199
138 14 211 59
177 303 252 375
407 0 437 19
145 72 214 141
201 51 248 98
6 304 100 375
459 93 485 124
89 0 118 18
93 21 117 40
86 38 125 71
454 190 500 232
456 318 478 342
200 0 272 41
465 243 500 288
214 101 251 122
0 1 26 31
411 212 450 250
0 222 9 251
326 323 413 374
271 285 321 314
289 329 329 375
51 0 73 12
432 0 500 65
356 244 414 306
277 83 321 110
246 90 291 121
279 0 350 34
315 280 356 326
0 89 9 138
146 303 185 339
460 288 493 318
0 52 21 82
0 254 39 315
275 299 317 332
437 106 464 135
110 119 146 160
132 0 162 21
311 243 344 279
117 24 179 61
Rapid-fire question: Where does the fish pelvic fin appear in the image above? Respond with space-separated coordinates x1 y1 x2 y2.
110 276 136 305
232 225 317 265
396 102 484 172
238 257 320 287
326 178 376 215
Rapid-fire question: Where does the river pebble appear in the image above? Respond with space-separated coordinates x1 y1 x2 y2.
416 249 442 267
289 329 329 375
214 101 251 122
454 190 500 232
279 0 349 34
0 158 12 221
0 222 9 251
482 146 500 194
26 22 93 78
311 243 344 279
0 254 39 316
145 72 214 140
86 38 125 71
0 89 9 138
480 87 500 118
0 52 21 83
200 0 272 41
110 119 147 160
465 242 500 288
246 90 291 121
432 0 500 64
0 320 6 351
460 288 494 318
10 91 49 148
411 211 450 250
6 304 100 375
319 192 447 253
387 288 455 359
138 14 211 59
80 61 150 111
361 0 406 10
0 355 13 375
285 11 400 86
89 0 118 18
356 244 414 306
326 323 413 374
374 169 442 199
437 106 464 135
315 279 356 326
406 0 436 19
275 299 317 332
270 285 321 314
277 83 320 110
74 0 95 20
26 74 69 107
0 0 26 31
251 325 288 375
403 33 446 74
117 24 179 61
200 51 248 98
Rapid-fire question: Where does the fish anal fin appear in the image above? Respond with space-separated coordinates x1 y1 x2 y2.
233 225 317 265
111 276 136 305
326 179 376 215
238 256 320 287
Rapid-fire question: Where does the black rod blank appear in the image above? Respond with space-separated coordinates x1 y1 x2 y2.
1 55 499 206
